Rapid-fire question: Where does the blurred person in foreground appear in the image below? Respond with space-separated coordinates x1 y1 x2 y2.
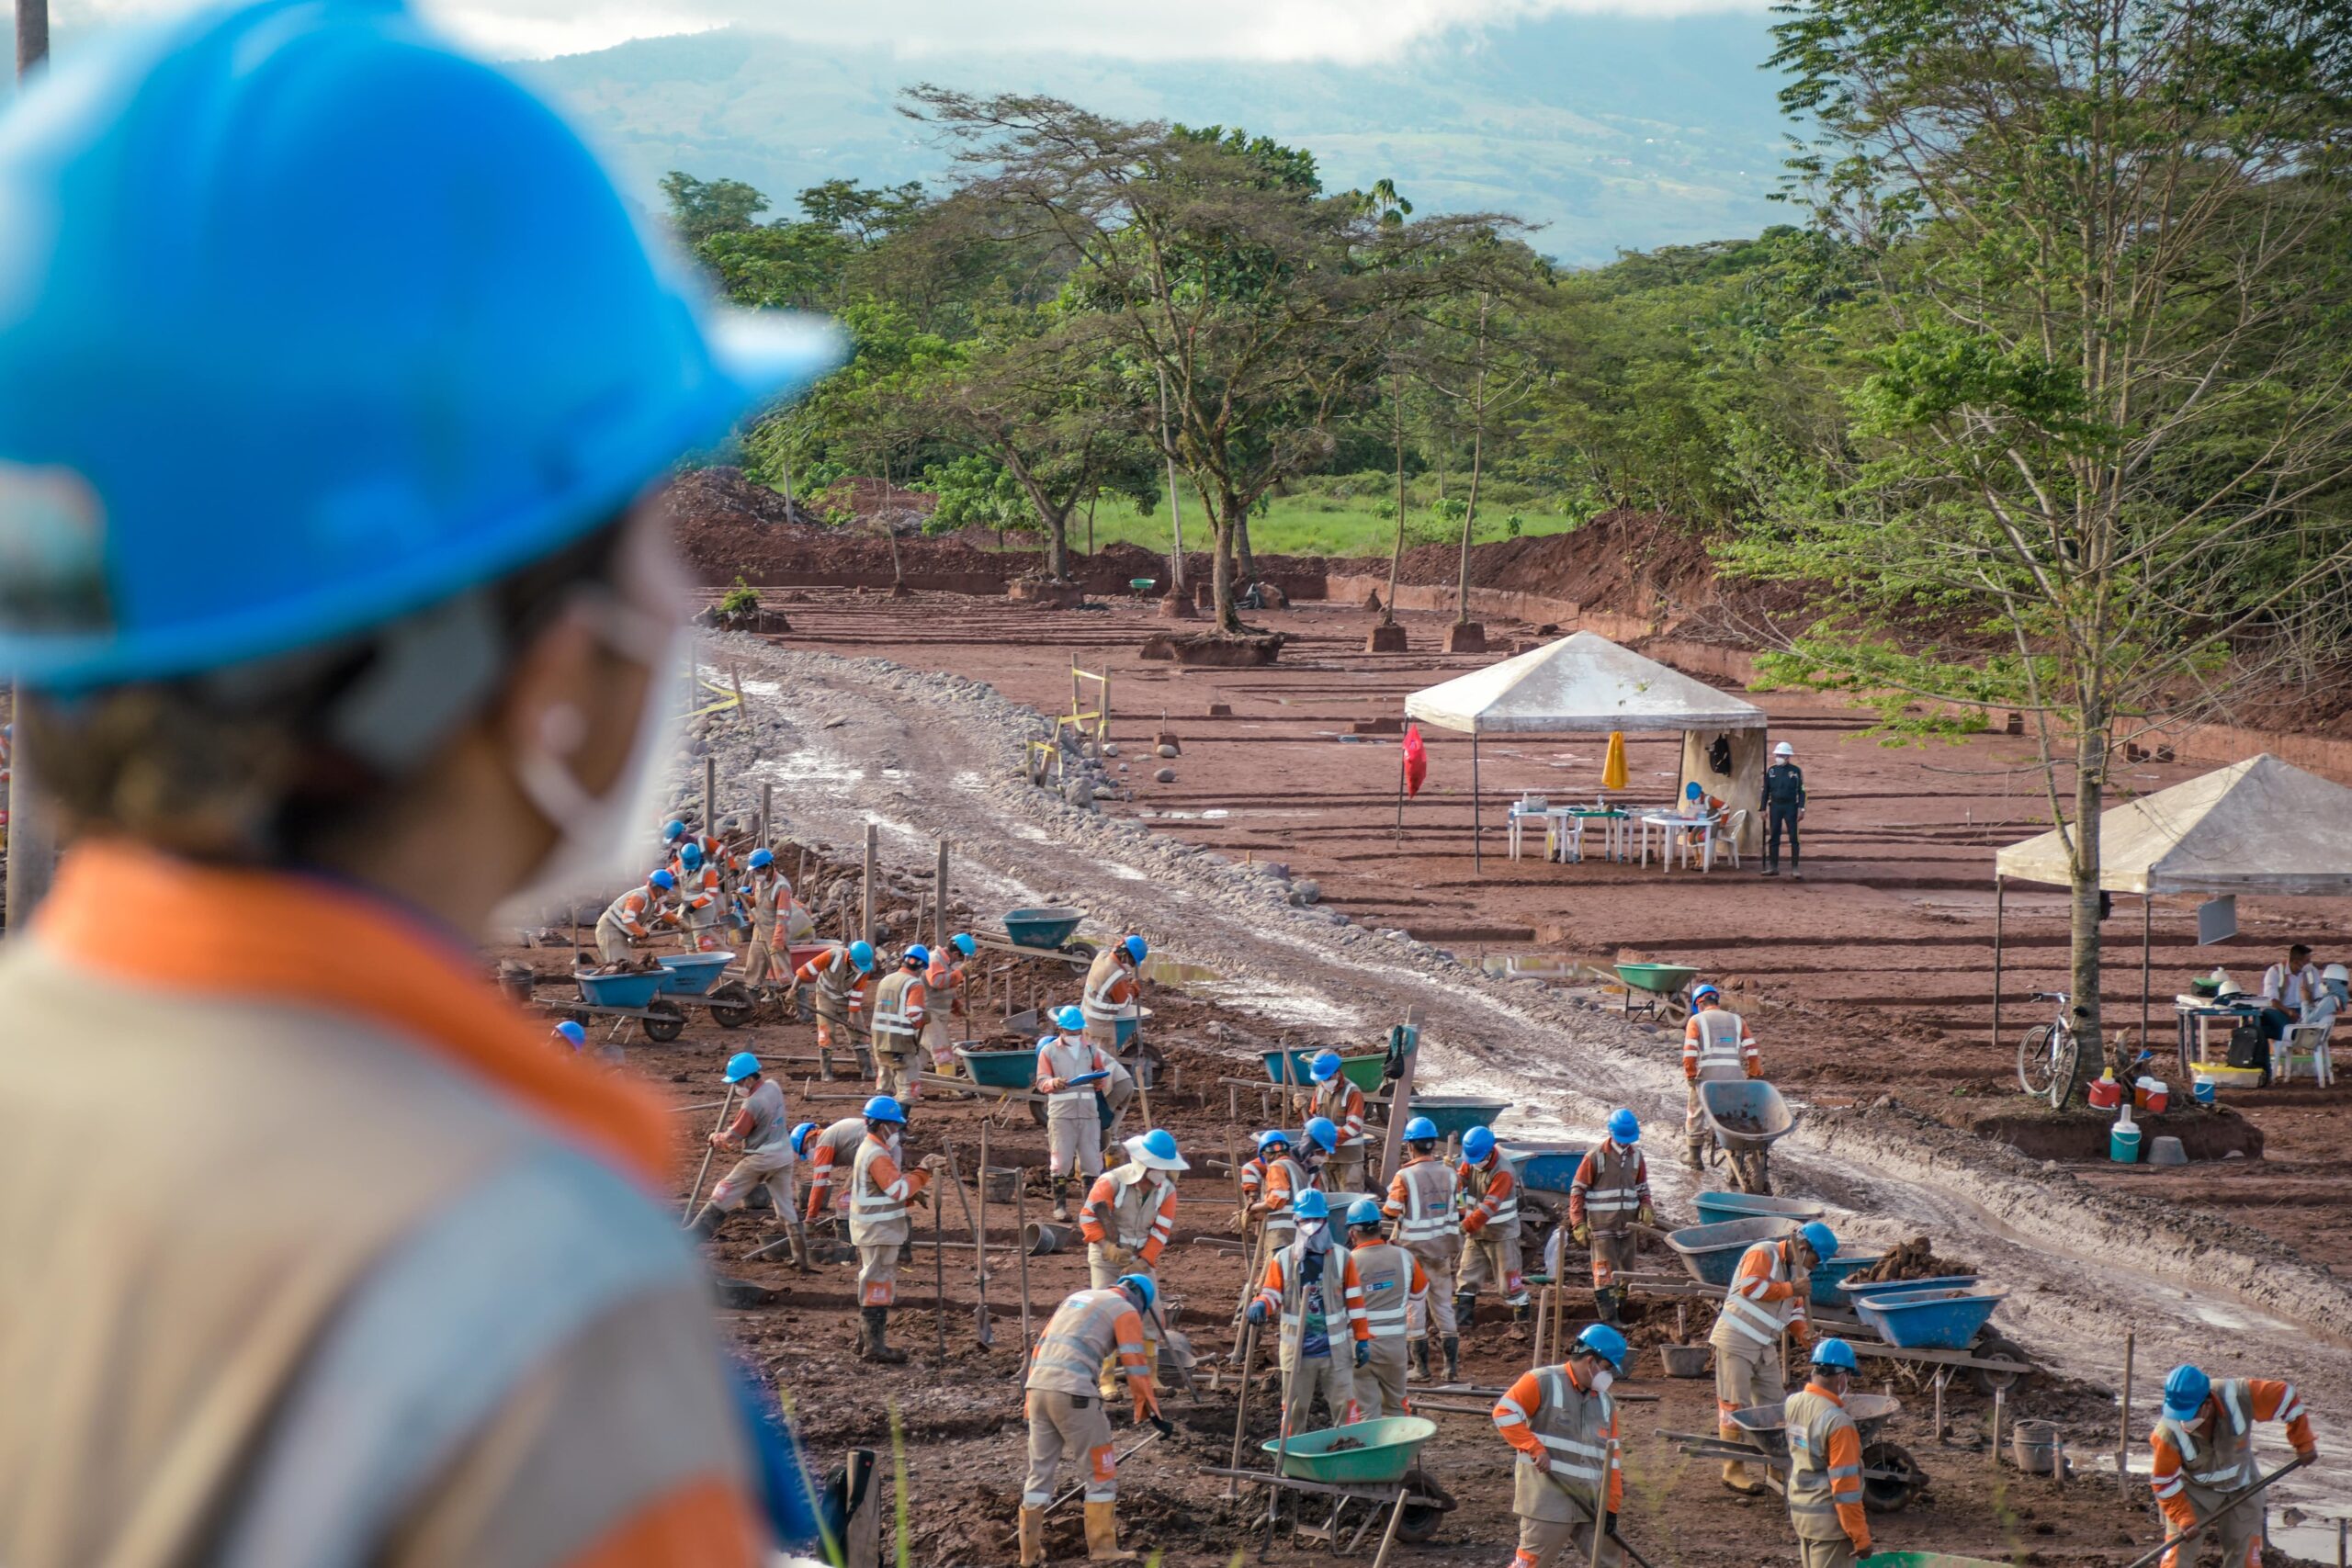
0 0 841 1562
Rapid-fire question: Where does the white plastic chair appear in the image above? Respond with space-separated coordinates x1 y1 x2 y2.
1717 808 1747 871
2278 1019 2335 1086
1507 796 1549 861
1546 812 1584 863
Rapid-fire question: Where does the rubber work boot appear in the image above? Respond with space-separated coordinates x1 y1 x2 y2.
1017 1506 1045 1567
859 1306 908 1364
1721 1459 1766 1496
1052 1179 1071 1224
1598 1288 1625 1327
1083 1500 1137 1563
1408 1338 1430 1382
785 1221 815 1274
1442 1335 1461 1385
687 1203 730 1240
1453 1292 1476 1333
1682 1139 1708 1171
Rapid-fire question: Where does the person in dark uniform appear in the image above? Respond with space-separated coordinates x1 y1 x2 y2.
1763 740 1806 879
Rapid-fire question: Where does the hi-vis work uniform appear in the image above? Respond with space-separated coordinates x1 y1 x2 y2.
794 944 870 1056
1079 948 1140 1051
1683 1004 1760 1163
1385 1154 1461 1341
1256 1242 1368 1435
2150 1378 2315 1568
846 1133 928 1308
1037 1032 1117 1179
1023 1288 1157 1509
1348 1239 1427 1418
921 949 967 1071
0 844 762 1566
867 966 928 1104
1784 1382 1871 1568
802 1116 883 1225
709 1077 795 1213
1311 1074 1370 1193
1258 1150 1317 1258
1080 1166 1179 1392
1567 1141 1651 1291
1458 1148 1528 1307
671 856 727 952
1493 1361 1622 1567
739 872 796 988
1708 1237 1812 1441
595 881 672 964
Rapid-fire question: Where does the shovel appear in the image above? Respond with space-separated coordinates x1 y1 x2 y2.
1044 1428 1165 1516
973 1124 995 1348
2111 1457 2311 1568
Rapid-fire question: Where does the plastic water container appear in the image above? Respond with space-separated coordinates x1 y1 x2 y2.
2143 1080 2169 1114
2149 1135 2188 1167
2087 1076 2122 1111
2193 1080 2218 1107
2110 1124 2143 1163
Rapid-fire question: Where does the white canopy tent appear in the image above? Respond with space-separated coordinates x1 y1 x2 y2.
1989 754 2352 1063
1402 631 1769 869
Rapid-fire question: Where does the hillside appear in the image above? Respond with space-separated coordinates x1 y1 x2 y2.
522 10 1793 268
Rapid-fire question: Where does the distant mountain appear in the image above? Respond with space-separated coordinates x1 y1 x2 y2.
522 11 1797 268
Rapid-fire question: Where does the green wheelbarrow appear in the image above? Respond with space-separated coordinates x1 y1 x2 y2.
1262 1416 1437 1484
1614 962 1697 1022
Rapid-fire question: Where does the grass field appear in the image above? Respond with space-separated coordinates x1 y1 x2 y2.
1017 484 1589 560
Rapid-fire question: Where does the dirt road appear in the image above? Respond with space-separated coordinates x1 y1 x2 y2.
695 633 2352 1553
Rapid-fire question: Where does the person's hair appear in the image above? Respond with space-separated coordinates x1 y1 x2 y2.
25 522 626 866
2290 943 2312 959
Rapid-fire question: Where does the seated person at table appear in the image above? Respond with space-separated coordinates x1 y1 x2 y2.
2304 964 2347 1034
2258 943 2323 1041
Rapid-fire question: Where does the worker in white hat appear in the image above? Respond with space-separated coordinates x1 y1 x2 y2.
1763 740 1806 879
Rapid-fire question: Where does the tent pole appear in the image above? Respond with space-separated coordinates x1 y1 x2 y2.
1992 875 2004 1052
1472 730 1482 875
1396 739 1406 847
2142 895 2152 1059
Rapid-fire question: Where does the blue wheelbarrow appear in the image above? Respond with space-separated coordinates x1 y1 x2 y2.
651 952 757 1030
568 967 689 1042
1854 1285 2009 1351
976 908 1099 975
1400 1096 1510 1144
1691 1190 1823 1228
1662 1215 1800 1287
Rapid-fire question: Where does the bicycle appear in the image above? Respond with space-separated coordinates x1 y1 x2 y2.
2017 991 2083 1110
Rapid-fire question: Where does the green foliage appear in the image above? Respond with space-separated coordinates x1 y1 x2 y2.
718 576 760 616
660 172 767 245
921 455 1031 535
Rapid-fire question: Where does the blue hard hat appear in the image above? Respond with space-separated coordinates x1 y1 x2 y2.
1054 1004 1087 1031
724 1052 761 1083
848 942 876 972
1346 1198 1385 1228
1117 1273 1157 1314
1692 983 1721 1002
663 820 689 843
0 0 844 691
789 1122 818 1156
1309 1050 1343 1082
950 932 977 957
554 1020 586 1047
1799 1222 1839 1261
649 869 676 891
1687 782 1704 800
2163 1364 2211 1422
1574 1323 1628 1372
1123 935 1148 964
1462 1125 1497 1162
904 943 930 968
678 842 703 872
1257 1129 1291 1153
1811 1337 1860 1372
747 848 775 870
1304 1117 1339 1153
1403 1116 1439 1143
1607 1109 1640 1144
1293 1189 1330 1221
863 1095 905 1123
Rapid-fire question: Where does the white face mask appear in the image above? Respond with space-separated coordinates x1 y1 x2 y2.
1589 1368 1615 1393
494 529 692 924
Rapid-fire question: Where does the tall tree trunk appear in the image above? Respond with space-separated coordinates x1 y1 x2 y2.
1158 366 1186 593
1456 395 1487 626
2070 707 2109 1087
1212 513 1240 633
1384 371 1407 626
1044 501 1070 582
1235 505 1258 586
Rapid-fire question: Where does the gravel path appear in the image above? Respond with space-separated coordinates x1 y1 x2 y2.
696 638 2352 1546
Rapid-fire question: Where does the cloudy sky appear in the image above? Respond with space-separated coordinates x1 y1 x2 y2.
63 0 1767 61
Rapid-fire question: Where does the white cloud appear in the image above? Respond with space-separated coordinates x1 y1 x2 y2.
66 0 1769 62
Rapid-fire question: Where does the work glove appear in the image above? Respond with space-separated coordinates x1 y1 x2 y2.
1131 1385 1154 1423
1102 1245 1132 1269
1746 1061 1763 1079
1572 1223 1591 1247
1636 1205 1656 1228
1231 1208 1252 1234
1149 1415 1176 1438
1789 1322 1813 1348
1464 1212 1487 1236
1247 1300 1269 1327
2296 1444 2318 1463
1354 1340 1372 1369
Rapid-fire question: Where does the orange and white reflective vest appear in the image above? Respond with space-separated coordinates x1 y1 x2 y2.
1035 1033 1112 1122
1786 1382 1870 1549
923 953 967 1018
802 1117 884 1218
795 946 867 1023
601 882 669 938
1259 1152 1316 1242
1026 1287 1155 1401
848 1134 925 1247
2149 1378 2312 1537
1567 1142 1649 1235
1458 1151 1521 1238
1708 1237 1811 1352
1080 949 1138 1032
1311 1076 1367 1151
868 967 928 1055
1257 1244 1370 1375
1495 1361 1622 1521
1684 1006 1759 1080
1080 1168 1179 1268
1348 1240 1427 1342
1385 1156 1459 1265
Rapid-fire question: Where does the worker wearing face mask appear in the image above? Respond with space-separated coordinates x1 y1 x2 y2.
1492 1324 1628 1567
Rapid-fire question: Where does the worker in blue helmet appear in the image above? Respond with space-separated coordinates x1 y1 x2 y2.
2148 1364 2317 1568
788 938 877 1064
692 1053 812 1271
1080 1129 1188 1402
1783 1337 1871 1565
1569 1110 1655 1330
1345 1195 1428 1419
1036 1005 1125 1219
1384 1111 1463 1383
1247 1188 1370 1436
846 1094 929 1363
1079 933 1148 1062
1494 1322 1626 1566
594 866 684 966
1307 1050 1371 1193
1019 1271 1168 1567
1709 1220 1837 1494
917 937 970 1076
1682 981 1761 1172
0 0 842 1558
1456 1123 1531 1329
867 946 931 1107
738 845 804 992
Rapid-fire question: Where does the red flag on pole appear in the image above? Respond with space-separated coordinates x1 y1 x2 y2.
1401 724 1428 797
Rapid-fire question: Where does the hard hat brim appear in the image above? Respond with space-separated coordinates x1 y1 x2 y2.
706 310 850 418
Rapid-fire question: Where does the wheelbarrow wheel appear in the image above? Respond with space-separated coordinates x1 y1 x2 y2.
1027 1099 1048 1128
1664 987 1693 1026
1860 1440 1923 1513
1970 1334 2034 1396
641 1001 686 1043
707 982 755 1030
1057 939 1098 976
1396 1502 1443 1544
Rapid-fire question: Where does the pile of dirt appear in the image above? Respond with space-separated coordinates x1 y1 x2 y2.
1850 1235 1977 1283
1341 510 1719 607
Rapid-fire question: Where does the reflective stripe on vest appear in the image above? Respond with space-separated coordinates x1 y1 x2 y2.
1312 1080 1364 1146
1717 1243 1799 1345
814 951 856 1010
1576 1144 1643 1223
1518 1368 1614 1484
1028 1289 1144 1396
851 1139 907 1227
1261 1155 1309 1234
1396 1160 1458 1243
1784 1389 1861 1523
1038 1036 1100 1111
1351 1244 1414 1338
1690 1010 1747 1075
2159 1381 2259 1489
1464 1156 1519 1227
1080 956 1132 1022
870 971 921 1039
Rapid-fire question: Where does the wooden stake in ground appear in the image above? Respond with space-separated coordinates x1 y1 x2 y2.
2118 1328 2135 1497
682 1085 739 1220
861 821 877 945
974 1124 993 1348
1224 1320 1260 1502
1015 1170 1035 1382
702 755 716 840
933 1165 947 1360
935 840 949 950
760 782 774 849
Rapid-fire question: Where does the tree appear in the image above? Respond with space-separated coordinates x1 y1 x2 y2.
908 89 1507 632
660 172 769 245
1737 0 2352 1069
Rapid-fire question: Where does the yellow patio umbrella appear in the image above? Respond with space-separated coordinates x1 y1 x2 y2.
1601 729 1628 792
